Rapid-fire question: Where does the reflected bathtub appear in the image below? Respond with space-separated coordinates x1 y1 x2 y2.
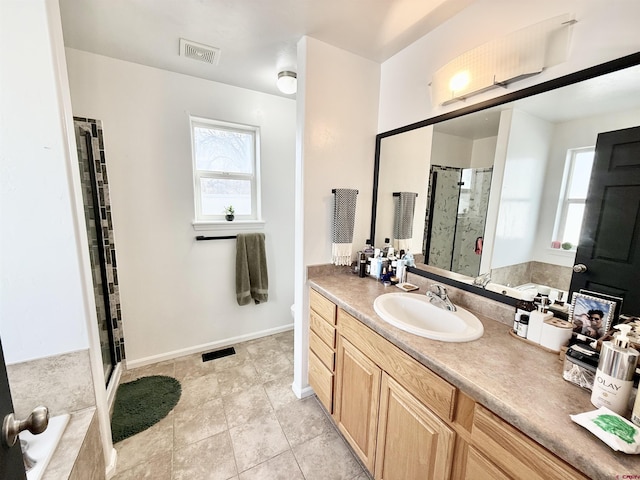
21 413 70 480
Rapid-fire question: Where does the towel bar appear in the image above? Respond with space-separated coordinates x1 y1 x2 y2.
332 189 359 194
195 235 237 241
393 192 418 197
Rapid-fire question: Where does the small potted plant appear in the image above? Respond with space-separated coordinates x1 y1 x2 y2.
224 205 235 221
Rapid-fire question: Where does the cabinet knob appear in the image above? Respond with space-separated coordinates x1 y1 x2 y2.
572 264 588 273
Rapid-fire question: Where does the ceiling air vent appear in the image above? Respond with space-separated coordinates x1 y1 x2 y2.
179 38 220 66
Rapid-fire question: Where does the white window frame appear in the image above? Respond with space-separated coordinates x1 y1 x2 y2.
190 116 264 231
553 146 595 248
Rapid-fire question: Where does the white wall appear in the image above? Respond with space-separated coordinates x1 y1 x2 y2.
491 109 553 268
299 38 380 265
293 36 380 396
0 1 90 363
2 1 115 471
379 0 640 132
471 136 498 168
431 132 473 168
65 49 296 365
533 107 640 265
376 127 432 254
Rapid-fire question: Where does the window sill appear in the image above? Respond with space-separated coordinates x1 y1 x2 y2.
192 220 265 233
547 247 577 256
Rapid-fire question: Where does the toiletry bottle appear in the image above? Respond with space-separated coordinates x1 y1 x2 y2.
369 255 379 279
527 298 553 344
358 251 367 278
514 291 536 334
403 250 415 267
591 324 639 415
383 238 391 256
363 240 374 275
370 254 383 280
517 314 530 338
364 240 374 257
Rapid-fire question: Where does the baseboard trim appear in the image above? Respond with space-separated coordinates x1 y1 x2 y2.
124 323 294 369
292 383 314 399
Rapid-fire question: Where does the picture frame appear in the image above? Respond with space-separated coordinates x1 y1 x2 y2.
569 292 616 340
579 289 623 326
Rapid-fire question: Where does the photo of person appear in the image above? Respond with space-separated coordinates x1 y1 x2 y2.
569 292 616 339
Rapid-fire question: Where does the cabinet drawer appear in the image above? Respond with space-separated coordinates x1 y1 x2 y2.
309 350 334 413
471 405 588 480
310 289 337 325
338 308 456 421
463 445 510 480
310 330 335 371
310 309 336 348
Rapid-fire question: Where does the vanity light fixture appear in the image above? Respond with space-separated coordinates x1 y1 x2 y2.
432 14 577 106
277 71 297 94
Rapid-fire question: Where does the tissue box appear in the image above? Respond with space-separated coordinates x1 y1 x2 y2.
563 344 599 391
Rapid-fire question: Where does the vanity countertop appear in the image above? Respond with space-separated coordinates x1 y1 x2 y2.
308 270 640 480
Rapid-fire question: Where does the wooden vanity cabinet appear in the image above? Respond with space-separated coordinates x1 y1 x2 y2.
308 288 590 480
308 289 337 413
334 306 455 480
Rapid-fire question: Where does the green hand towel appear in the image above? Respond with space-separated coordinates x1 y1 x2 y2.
236 233 268 305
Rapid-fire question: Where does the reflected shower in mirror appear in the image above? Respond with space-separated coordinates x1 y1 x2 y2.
371 54 640 303
425 165 493 278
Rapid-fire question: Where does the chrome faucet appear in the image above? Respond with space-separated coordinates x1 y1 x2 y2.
473 272 491 288
426 284 457 312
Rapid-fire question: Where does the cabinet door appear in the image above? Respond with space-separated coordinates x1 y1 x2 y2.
334 336 381 472
375 373 455 480
471 405 588 480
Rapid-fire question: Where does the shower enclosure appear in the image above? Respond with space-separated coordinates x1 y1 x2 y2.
424 165 493 277
74 118 125 384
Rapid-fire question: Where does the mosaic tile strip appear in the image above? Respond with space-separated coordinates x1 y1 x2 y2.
74 118 125 365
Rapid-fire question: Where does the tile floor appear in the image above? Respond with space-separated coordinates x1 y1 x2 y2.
111 331 370 480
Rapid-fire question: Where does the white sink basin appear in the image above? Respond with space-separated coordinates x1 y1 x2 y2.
373 292 484 342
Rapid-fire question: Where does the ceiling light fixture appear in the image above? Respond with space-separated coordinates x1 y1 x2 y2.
277 71 297 94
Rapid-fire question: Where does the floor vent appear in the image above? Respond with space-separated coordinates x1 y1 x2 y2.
180 38 221 65
202 347 236 362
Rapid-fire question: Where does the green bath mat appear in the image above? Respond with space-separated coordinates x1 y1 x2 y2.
111 375 181 443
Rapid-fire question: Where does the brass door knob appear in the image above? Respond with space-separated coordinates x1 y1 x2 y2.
2 406 49 447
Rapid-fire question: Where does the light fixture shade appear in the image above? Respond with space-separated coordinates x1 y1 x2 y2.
277 71 297 94
432 14 574 106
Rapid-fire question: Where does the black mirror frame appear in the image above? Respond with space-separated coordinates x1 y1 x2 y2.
370 51 640 307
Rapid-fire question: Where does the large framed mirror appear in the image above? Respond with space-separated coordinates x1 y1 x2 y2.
371 52 640 311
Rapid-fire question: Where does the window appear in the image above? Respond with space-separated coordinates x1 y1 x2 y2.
191 117 261 223
554 147 595 247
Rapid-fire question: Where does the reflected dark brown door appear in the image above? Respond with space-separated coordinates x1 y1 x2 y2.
0 337 27 480
569 125 640 315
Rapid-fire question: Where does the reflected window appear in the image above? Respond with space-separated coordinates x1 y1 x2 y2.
190 117 261 221
554 147 595 247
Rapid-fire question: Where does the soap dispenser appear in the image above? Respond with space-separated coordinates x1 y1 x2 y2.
591 324 639 415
